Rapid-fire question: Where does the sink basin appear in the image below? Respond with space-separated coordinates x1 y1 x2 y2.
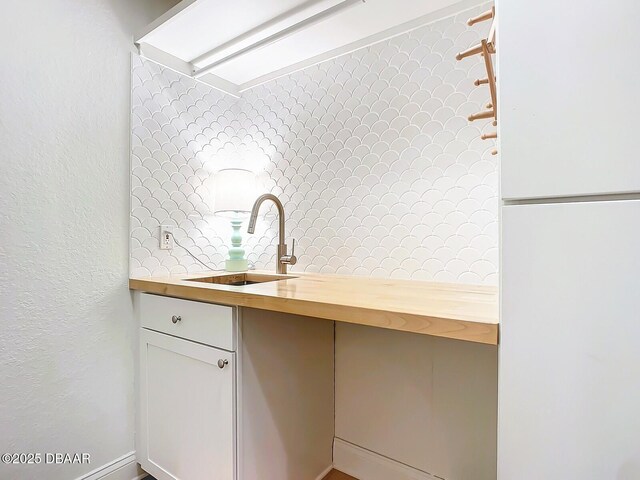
186 273 296 287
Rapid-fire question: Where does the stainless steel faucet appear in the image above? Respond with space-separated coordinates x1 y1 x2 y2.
247 194 297 274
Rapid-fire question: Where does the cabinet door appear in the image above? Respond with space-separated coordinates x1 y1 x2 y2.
499 200 640 479
139 328 235 480
499 0 640 199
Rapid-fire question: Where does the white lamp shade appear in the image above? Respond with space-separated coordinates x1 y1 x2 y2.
213 168 257 217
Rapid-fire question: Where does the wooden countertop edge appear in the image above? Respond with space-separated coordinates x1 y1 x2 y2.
129 278 499 346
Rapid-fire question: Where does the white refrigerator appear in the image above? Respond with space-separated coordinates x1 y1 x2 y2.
499 201 640 479
497 0 640 478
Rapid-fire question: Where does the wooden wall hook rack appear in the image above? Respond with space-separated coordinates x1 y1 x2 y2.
458 8 498 153
467 7 494 26
468 109 495 122
456 43 483 61
481 40 498 121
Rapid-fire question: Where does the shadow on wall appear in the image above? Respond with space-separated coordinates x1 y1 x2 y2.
239 308 334 480
105 0 181 36
618 461 640 480
335 322 497 479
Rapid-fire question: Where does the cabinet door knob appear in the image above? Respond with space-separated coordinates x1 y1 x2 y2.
217 359 229 369
171 315 182 324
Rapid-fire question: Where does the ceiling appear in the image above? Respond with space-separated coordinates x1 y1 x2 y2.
136 0 466 95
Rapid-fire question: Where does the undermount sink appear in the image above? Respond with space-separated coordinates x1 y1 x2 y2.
186 273 296 287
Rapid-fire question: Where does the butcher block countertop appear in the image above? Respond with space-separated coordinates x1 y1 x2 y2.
129 271 499 345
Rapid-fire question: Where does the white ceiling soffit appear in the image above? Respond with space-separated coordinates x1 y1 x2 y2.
136 0 471 97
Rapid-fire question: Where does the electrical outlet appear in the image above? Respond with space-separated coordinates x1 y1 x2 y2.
159 225 174 250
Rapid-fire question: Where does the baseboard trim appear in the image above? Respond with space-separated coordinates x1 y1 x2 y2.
75 452 145 480
333 438 440 480
315 465 334 480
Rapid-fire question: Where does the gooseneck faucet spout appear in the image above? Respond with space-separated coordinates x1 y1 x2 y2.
247 194 284 238
247 194 296 274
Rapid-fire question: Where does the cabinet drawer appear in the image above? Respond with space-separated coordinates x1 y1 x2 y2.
139 294 236 351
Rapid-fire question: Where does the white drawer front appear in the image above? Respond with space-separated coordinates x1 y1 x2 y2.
139 294 236 351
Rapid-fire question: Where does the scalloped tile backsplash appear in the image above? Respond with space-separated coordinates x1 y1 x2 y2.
130 1 498 285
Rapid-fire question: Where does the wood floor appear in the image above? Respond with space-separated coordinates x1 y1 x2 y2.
322 469 358 480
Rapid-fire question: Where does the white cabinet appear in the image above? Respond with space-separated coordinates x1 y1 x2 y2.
139 329 235 480
135 293 334 480
499 200 640 479
498 0 640 199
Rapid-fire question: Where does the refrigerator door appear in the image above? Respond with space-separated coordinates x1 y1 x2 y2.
499 200 640 479
498 0 640 199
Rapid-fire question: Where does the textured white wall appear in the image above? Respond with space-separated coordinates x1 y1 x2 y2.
0 1 177 479
131 1 498 285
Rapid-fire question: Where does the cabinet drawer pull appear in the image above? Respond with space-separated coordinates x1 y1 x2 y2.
171 315 182 324
217 359 229 369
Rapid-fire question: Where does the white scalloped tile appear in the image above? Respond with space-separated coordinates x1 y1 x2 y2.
130 1 497 286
